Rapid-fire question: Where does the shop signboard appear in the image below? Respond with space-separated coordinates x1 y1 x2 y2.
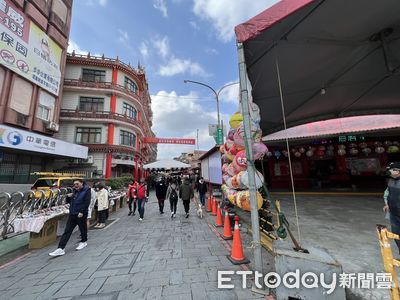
0 124 88 159
143 137 196 145
0 0 62 95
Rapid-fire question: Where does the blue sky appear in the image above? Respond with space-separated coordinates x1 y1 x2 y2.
68 0 278 159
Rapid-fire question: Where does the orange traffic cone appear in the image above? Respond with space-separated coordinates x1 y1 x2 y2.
211 197 217 216
215 202 223 227
222 208 233 240
227 216 250 265
206 196 212 212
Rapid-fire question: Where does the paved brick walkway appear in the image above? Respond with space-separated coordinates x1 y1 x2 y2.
0 193 265 300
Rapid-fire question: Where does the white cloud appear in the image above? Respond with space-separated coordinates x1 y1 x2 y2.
205 48 219 55
85 0 108 6
153 0 168 18
67 40 102 57
153 36 170 59
190 21 200 31
219 81 240 104
67 40 88 55
158 57 208 77
118 29 129 44
151 90 219 159
193 0 279 42
139 42 149 58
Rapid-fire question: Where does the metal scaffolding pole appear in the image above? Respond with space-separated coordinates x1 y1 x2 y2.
237 42 263 274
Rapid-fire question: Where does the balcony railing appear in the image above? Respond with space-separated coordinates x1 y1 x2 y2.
60 109 144 128
63 79 142 99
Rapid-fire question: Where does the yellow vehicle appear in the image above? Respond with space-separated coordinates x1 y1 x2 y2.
31 172 85 198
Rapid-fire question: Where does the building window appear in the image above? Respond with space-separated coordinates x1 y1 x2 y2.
120 130 136 147
76 127 102 144
122 102 137 119
124 76 138 93
79 97 104 112
37 105 50 121
10 77 33 115
82 69 106 82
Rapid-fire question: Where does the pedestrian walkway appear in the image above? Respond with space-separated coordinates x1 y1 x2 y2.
0 193 266 300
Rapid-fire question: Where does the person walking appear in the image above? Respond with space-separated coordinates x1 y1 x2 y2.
383 162 400 253
49 179 91 256
94 183 109 229
86 184 97 229
179 177 194 218
127 179 138 216
136 178 149 221
166 179 179 219
155 177 168 214
197 177 207 208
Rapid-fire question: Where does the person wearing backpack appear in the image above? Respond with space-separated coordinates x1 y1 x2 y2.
166 179 179 219
136 178 149 221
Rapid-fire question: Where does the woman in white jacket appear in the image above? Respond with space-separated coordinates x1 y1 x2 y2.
94 183 109 229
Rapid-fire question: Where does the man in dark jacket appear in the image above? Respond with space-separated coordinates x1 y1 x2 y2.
155 177 168 214
49 179 91 256
383 162 400 253
179 177 194 218
197 177 207 207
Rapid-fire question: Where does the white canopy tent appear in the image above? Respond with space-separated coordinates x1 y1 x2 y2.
143 159 191 170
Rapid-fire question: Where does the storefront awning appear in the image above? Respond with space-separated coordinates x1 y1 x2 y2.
263 114 400 142
235 0 400 134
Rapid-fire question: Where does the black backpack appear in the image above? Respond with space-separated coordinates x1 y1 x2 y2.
170 187 178 201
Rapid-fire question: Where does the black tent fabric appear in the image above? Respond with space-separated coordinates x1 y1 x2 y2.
235 0 400 135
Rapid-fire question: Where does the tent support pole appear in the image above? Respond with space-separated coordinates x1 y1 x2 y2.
237 42 263 274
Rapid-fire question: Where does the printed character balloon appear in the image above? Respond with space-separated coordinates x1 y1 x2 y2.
233 150 247 172
253 142 268 160
227 128 236 141
249 103 261 123
229 112 243 129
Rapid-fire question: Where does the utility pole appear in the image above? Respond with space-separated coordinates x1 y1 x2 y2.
196 129 199 150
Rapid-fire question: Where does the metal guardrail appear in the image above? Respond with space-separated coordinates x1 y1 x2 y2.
0 188 71 240
0 189 125 240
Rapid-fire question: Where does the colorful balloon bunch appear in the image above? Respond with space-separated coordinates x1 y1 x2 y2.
220 104 268 211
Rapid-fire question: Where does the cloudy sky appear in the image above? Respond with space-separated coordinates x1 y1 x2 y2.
68 0 278 159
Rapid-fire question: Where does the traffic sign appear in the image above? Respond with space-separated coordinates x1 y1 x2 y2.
216 128 223 145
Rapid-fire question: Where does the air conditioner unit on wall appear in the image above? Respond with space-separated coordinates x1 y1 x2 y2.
46 122 59 132
83 155 94 164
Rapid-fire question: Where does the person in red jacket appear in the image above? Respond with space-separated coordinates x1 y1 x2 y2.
136 178 149 221
127 179 138 216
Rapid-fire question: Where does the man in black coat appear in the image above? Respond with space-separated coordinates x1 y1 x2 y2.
155 177 168 214
49 179 91 256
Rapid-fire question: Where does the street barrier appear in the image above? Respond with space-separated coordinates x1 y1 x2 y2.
377 224 400 300
0 189 125 241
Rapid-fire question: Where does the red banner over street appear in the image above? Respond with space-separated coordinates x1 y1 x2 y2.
144 137 196 145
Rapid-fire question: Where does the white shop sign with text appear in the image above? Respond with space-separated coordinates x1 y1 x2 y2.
0 124 88 159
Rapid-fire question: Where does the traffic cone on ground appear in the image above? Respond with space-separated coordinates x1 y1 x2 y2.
206 196 212 212
211 197 217 216
227 216 250 265
215 202 223 227
222 208 233 240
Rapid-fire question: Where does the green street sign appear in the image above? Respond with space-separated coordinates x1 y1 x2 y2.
216 128 223 145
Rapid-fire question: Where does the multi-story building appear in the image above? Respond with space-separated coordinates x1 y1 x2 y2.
0 0 89 183
56 52 156 179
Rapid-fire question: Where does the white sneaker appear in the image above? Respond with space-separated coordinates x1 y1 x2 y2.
139 218 143 221
49 248 65 256
76 242 87 250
